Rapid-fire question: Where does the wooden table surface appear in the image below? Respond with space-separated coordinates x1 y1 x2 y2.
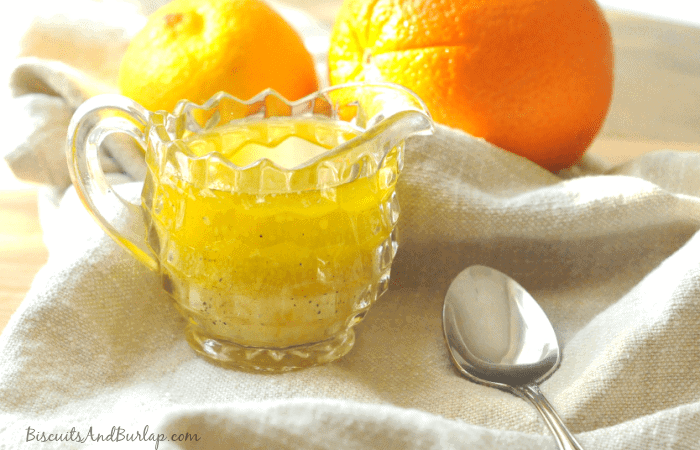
0 189 48 331
1 7 699 334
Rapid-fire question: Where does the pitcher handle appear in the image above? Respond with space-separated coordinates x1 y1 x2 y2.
66 94 159 271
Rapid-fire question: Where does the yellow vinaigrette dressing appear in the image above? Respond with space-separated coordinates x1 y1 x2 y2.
68 84 431 371
143 118 402 351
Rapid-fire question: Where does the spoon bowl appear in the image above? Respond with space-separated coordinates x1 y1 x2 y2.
443 265 583 450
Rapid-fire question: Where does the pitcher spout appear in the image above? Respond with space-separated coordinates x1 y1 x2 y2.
326 81 434 142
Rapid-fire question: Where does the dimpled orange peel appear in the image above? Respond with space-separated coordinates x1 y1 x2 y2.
329 0 614 171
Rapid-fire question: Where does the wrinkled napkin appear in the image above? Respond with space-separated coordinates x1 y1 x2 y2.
2 1 700 449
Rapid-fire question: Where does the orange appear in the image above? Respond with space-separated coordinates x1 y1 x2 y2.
328 0 614 171
119 0 319 113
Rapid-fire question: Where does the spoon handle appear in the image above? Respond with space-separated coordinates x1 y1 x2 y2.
514 384 583 450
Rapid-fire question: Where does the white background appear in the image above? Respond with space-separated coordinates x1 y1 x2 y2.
599 0 700 26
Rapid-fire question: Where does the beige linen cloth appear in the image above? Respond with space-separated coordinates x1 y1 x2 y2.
2 0 700 448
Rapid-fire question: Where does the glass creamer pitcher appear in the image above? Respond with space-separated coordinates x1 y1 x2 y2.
67 83 433 372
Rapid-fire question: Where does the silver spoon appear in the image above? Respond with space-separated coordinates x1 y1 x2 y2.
442 265 583 450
